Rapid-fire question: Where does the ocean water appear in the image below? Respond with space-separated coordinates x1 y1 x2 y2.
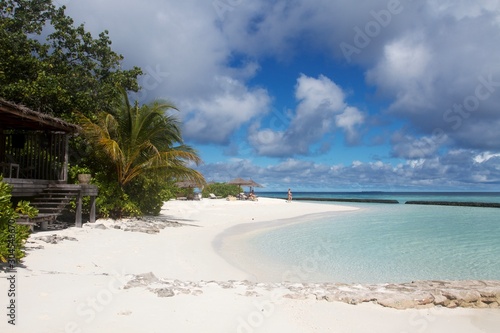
245 192 500 284
260 191 500 203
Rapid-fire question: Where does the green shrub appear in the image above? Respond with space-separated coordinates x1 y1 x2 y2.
0 178 35 264
93 175 141 218
126 176 176 216
68 164 92 184
201 183 240 198
68 164 179 218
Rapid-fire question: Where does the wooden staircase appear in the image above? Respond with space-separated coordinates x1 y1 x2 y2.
17 185 81 230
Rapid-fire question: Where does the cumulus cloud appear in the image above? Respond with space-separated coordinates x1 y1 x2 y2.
65 0 270 145
249 74 366 157
364 2 500 151
335 106 365 144
390 131 448 159
181 77 271 144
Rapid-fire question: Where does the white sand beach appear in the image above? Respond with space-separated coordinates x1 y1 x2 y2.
1 197 499 333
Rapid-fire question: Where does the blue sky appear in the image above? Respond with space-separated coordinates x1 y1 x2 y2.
63 0 500 191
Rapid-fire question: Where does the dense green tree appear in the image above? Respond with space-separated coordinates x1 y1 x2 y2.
0 0 142 119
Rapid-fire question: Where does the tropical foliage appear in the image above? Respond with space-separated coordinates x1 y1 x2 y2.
78 91 205 217
0 177 37 264
201 183 240 198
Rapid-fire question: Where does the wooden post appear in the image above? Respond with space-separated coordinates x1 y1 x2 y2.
75 190 83 228
61 134 69 182
89 195 96 223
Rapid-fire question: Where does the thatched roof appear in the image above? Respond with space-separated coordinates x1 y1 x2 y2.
227 177 254 186
0 98 79 133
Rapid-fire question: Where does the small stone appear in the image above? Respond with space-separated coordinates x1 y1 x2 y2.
431 293 447 305
191 289 203 296
444 290 481 303
154 288 175 298
416 295 434 306
377 297 417 310
475 301 489 308
324 294 338 302
124 272 160 289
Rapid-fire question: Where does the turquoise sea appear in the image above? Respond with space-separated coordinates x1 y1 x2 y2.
245 192 500 284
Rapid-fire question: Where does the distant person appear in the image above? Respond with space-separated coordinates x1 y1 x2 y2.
287 188 292 202
248 191 257 201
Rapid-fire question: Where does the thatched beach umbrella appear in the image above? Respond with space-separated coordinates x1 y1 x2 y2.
175 180 203 200
227 177 253 193
228 177 253 187
228 178 263 192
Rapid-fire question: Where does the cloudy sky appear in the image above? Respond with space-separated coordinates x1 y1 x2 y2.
62 0 500 191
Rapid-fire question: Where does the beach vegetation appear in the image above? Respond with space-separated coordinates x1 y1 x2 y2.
201 183 240 198
78 90 205 217
0 177 36 264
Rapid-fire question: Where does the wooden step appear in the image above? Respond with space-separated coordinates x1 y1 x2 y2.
17 214 58 231
32 197 72 202
30 202 64 207
31 203 67 209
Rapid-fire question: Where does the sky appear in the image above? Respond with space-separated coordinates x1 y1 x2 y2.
61 0 500 191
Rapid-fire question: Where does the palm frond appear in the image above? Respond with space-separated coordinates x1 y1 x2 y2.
77 90 205 187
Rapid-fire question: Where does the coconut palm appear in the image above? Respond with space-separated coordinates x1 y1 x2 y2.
78 91 205 188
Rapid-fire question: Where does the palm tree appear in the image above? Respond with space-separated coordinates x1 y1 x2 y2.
78 91 205 188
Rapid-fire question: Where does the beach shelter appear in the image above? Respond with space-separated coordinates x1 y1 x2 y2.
227 177 253 193
228 177 253 187
228 177 263 193
175 180 203 199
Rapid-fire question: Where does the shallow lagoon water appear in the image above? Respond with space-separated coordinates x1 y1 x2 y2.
246 199 500 284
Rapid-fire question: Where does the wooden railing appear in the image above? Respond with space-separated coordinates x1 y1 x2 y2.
0 131 69 181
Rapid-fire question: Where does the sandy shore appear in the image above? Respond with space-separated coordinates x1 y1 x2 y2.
1 197 499 332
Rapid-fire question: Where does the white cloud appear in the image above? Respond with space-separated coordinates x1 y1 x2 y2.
181 77 271 144
391 132 443 159
474 152 500 164
366 35 435 111
335 106 365 144
295 74 346 114
427 0 500 20
250 74 365 156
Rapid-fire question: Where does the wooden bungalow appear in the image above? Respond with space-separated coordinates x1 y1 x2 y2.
0 98 98 230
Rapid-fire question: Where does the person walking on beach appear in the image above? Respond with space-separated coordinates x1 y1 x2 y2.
287 188 292 202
